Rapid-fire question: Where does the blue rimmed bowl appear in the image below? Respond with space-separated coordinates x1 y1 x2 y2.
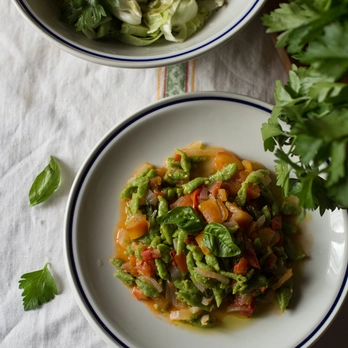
12 0 266 68
64 92 348 347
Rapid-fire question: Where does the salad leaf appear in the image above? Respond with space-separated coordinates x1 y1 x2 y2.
61 0 224 46
19 263 58 311
29 156 61 206
156 206 205 232
202 223 241 257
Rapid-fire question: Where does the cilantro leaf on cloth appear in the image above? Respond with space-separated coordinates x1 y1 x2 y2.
19 263 58 311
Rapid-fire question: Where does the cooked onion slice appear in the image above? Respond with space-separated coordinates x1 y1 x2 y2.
194 267 229 284
141 275 163 293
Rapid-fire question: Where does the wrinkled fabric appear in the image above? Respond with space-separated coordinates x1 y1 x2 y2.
1 0 346 347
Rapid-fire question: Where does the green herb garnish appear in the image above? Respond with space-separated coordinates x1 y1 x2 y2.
262 0 348 215
29 156 61 206
19 263 58 311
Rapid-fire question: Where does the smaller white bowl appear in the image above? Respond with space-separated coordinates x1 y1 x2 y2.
12 0 266 68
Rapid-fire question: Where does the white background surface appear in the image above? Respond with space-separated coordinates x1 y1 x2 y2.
1 0 347 346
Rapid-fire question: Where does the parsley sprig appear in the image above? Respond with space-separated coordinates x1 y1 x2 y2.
262 0 348 215
19 263 58 311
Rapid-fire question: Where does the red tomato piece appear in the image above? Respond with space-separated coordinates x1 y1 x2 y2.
233 257 249 275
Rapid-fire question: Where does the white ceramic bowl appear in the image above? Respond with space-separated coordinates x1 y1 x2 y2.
12 0 266 68
64 92 348 347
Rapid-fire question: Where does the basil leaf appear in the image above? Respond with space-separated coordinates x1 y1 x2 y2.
156 206 204 233
202 223 241 257
29 156 61 206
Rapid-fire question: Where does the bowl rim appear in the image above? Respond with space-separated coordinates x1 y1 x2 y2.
64 91 348 348
12 0 267 68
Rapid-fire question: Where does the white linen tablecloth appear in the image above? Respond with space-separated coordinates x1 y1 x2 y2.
1 0 347 347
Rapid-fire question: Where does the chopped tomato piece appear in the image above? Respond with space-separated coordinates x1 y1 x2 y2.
217 188 228 201
195 232 211 255
137 259 156 277
221 182 241 196
264 253 277 270
225 202 253 227
198 198 224 223
244 239 260 269
171 251 188 274
126 213 150 240
122 255 138 276
208 180 222 196
227 294 256 317
246 183 261 200
191 187 202 211
170 194 193 209
233 257 249 275
271 215 282 230
241 160 253 172
215 151 244 171
132 286 149 300
258 227 276 249
141 248 161 261
173 153 181 162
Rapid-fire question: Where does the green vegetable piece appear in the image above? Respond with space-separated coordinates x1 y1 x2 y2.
189 316 216 328
136 278 159 298
260 183 275 205
202 223 241 257
212 287 224 307
277 279 294 312
18 263 58 311
176 148 191 173
182 177 206 194
261 205 271 227
241 274 268 294
186 244 204 262
110 258 135 286
284 236 306 260
157 244 171 263
176 284 211 311
176 229 188 255
280 201 300 216
205 253 220 271
129 192 140 215
156 206 205 233
207 163 238 183
186 252 213 287
282 222 298 235
115 270 135 286
150 235 162 248
157 195 169 217
155 259 170 280
235 170 269 207
160 224 175 245
29 156 61 206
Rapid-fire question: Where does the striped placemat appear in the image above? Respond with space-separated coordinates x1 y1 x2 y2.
157 60 196 99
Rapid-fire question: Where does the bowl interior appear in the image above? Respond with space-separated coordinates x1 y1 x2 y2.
17 0 265 65
66 93 348 348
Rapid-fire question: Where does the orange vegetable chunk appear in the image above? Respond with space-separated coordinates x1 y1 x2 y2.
215 151 244 171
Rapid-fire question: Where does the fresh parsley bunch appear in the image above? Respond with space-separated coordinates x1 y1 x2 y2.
261 0 348 215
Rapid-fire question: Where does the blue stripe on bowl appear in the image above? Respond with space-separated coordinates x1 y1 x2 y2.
17 0 261 63
67 95 348 347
